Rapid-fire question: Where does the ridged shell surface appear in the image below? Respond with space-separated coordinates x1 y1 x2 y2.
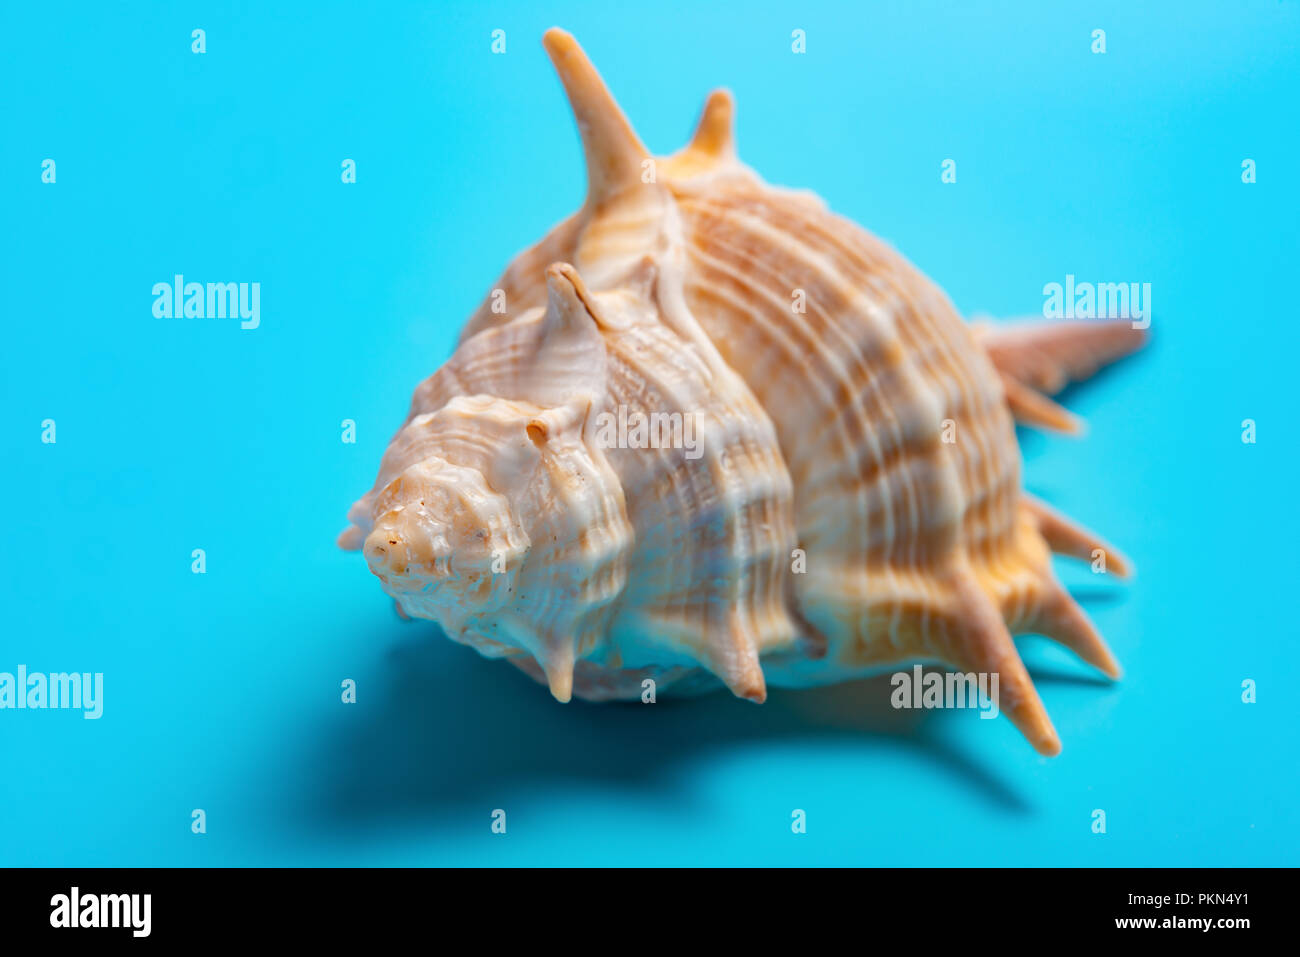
341 29 1146 755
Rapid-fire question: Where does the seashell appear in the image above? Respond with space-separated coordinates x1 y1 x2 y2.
340 28 1147 755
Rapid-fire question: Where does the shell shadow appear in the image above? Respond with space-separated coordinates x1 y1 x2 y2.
296 617 1036 838
1062 585 1128 605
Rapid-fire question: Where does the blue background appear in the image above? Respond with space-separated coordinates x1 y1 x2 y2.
2 1 1296 866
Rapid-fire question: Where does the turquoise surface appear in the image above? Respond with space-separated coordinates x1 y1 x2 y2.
2 1 1296 865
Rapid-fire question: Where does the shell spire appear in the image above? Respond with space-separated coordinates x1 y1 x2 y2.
542 261 602 334
542 27 650 206
1000 373 1083 435
1022 495 1132 579
687 89 735 159
978 317 1147 433
540 638 577 703
943 572 1061 756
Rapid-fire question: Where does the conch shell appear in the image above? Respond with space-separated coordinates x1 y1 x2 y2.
341 28 1146 755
